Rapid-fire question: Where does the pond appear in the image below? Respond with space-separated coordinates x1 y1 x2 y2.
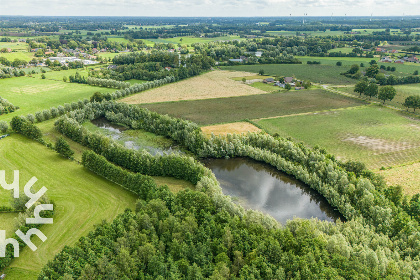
202 158 343 223
90 118 184 156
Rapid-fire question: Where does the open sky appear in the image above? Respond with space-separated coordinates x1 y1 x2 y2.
1 0 419 17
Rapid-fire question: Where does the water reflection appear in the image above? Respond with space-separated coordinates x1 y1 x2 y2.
203 158 343 223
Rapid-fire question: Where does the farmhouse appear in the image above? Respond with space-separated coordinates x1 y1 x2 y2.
394 59 405 64
274 82 285 88
380 56 393 63
404 56 419 63
284 77 293 83
263 78 275 83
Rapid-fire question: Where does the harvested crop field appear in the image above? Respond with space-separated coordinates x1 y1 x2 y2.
140 89 366 125
121 70 267 104
201 122 262 136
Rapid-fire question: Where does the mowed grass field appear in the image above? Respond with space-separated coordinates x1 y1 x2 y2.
335 83 420 111
0 135 138 279
0 77 111 122
256 105 420 169
140 89 366 125
121 70 267 104
222 64 358 85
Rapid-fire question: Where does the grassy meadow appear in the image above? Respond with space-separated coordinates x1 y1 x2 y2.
0 135 138 279
335 83 420 111
0 76 111 122
140 89 366 125
256 105 420 169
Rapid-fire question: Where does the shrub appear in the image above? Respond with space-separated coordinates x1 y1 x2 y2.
55 137 74 158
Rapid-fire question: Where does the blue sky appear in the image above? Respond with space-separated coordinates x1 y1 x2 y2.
1 0 419 17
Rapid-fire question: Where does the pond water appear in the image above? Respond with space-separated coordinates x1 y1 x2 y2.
202 158 342 223
91 118 183 156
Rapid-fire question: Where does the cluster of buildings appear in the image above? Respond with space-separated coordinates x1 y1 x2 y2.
376 47 399 54
48 57 98 66
379 56 419 64
263 77 305 90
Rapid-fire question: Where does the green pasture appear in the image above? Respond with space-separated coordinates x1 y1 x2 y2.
256 105 420 169
107 37 130 43
0 135 138 279
335 83 420 111
327 47 354 54
266 30 347 36
0 42 29 51
149 35 243 45
0 52 34 62
140 89 365 125
0 77 111 122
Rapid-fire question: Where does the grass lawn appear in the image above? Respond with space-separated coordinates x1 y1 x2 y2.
0 135 138 279
140 89 366 125
256 105 420 169
0 77 111 122
249 82 281 92
221 64 358 85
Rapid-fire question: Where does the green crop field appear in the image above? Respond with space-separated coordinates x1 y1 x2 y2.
140 89 366 125
266 30 347 36
149 35 243 45
256 105 420 169
0 77 111 122
222 64 358 85
0 135 138 279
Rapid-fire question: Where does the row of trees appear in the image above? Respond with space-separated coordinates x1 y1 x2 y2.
68 75 132 89
354 81 397 103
